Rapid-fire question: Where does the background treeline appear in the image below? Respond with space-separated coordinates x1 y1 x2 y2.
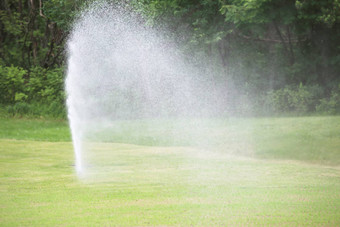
0 0 340 118
0 0 82 117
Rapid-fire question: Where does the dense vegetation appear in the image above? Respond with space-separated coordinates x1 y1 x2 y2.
0 0 82 117
1 0 340 117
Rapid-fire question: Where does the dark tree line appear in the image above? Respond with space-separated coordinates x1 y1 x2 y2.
139 0 340 86
0 0 81 68
1 0 340 116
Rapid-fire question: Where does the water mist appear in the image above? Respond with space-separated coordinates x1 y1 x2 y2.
66 2 233 176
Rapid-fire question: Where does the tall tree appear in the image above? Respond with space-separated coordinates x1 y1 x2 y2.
0 0 81 69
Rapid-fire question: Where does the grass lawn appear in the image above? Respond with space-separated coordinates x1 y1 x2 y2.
0 116 340 225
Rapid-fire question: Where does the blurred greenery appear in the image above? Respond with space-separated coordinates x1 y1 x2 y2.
0 0 340 116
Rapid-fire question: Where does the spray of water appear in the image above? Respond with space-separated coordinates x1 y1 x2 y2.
66 2 236 177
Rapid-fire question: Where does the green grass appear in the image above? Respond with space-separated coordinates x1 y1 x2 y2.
0 116 340 225
3 116 339 165
0 117 70 141
252 116 340 165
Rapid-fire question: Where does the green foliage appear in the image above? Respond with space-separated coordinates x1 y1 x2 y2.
5 101 66 118
139 0 340 98
0 65 65 117
295 0 340 27
6 102 30 115
316 86 340 115
264 84 340 115
26 67 65 103
268 84 324 114
0 0 83 68
1 0 340 117
0 65 27 103
43 0 83 30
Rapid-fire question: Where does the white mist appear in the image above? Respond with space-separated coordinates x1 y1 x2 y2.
65 2 230 176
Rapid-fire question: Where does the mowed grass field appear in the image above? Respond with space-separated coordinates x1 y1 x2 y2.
0 116 340 226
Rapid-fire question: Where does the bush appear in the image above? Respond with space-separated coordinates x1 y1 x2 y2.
6 102 30 115
316 87 340 114
0 65 65 104
268 84 323 114
26 66 65 103
1 65 66 118
0 65 27 104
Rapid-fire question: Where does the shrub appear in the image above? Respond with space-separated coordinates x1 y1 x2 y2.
316 87 340 114
26 67 65 103
1 65 66 118
6 102 30 115
268 84 323 114
0 65 27 104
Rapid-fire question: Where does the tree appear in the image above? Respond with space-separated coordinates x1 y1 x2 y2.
0 0 81 69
